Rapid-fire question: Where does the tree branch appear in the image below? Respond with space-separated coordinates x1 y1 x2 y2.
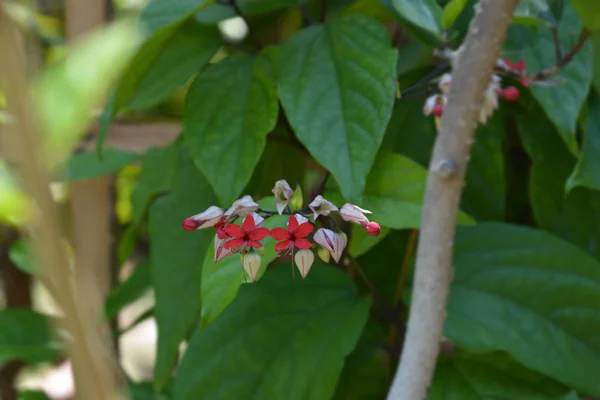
385 1 520 399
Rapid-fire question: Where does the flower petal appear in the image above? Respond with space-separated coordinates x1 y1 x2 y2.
249 227 270 241
295 238 312 249
224 238 244 250
242 214 256 231
275 240 291 252
247 240 262 248
287 214 299 232
294 222 314 238
270 227 291 240
224 224 244 238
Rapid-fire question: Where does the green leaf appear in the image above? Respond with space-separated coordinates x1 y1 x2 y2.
184 50 278 205
0 309 58 364
105 260 151 320
441 0 468 30
570 0 600 30
348 224 391 258
504 4 593 154
36 21 141 165
195 0 309 23
8 240 38 276
149 155 217 390
446 222 600 395
327 152 474 229
125 20 221 111
568 93 600 191
332 321 389 400
462 118 506 221
0 161 30 226
516 104 600 259
96 20 220 155
593 32 600 92
128 382 170 400
199 210 288 329
392 0 442 36
513 0 557 26
429 352 578 400
18 390 49 400
279 15 397 201
173 265 371 400
58 149 137 182
139 0 214 36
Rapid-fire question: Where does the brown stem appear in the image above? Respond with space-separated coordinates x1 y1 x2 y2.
319 0 326 23
0 9 122 400
386 1 520 399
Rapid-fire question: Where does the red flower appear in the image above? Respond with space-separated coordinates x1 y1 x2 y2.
214 217 228 239
223 215 270 251
270 214 314 253
504 58 526 72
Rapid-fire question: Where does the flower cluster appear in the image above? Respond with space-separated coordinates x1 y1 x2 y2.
181 180 381 281
423 58 525 124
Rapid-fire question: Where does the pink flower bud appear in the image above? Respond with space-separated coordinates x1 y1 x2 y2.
242 251 262 282
502 86 520 101
423 94 446 117
294 249 315 279
340 203 371 225
225 195 259 217
182 206 224 231
504 58 526 72
308 195 338 220
432 104 444 117
365 222 381 236
272 180 294 215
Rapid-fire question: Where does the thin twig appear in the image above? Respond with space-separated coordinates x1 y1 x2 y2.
550 26 562 62
400 63 450 97
386 1 520 399
319 0 326 22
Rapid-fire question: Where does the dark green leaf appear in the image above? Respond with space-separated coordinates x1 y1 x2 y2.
149 155 217 389
104 260 151 320
332 321 389 400
184 50 278 205
173 265 371 400
9 239 38 276
279 15 397 201
199 208 288 329
125 20 221 110
504 3 593 154
0 309 58 364
140 0 214 35
129 382 170 400
568 93 600 191
593 32 600 92
18 390 49 400
429 352 578 400
58 149 137 182
195 0 309 23
441 0 468 30
513 0 557 26
391 0 442 36
570 0 600 30
348 224 391 258
446 222 600 395
517 105 600 258
326 152 474 229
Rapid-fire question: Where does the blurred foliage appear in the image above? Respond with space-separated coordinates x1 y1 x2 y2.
2 0 600 399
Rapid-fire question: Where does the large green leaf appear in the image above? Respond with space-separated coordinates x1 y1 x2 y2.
0 309 58 364
568 93 600 192
279 15 397 201
58 149 137 182
513 0 558 26
36 21 140 165
149 155 217 390
441 0 468 30
326 152 474 229
504 3 593 154
199 209 288 329
97 19 220 155
517 104 600 259
139 0 214 36
446 222 600 395
104 260 151 320
391 0 442 36
195 0 309 23
173 266 370 400
570 0 600 30
593 32 600 92
184 50 278 205
429 352 578 400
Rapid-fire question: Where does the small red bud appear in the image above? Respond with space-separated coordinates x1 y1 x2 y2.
365 222 381 237
432 104 444 117
502 86 520 102
182 218 200 231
